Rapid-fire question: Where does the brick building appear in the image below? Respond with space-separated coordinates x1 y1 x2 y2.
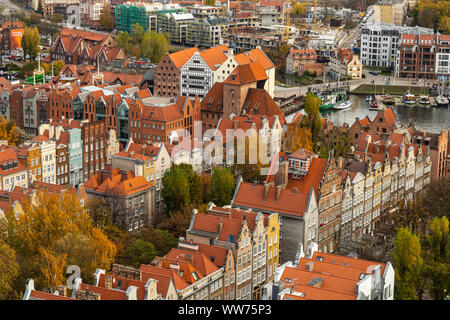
82 120 107 182
128 96 201 145
85 167 154 231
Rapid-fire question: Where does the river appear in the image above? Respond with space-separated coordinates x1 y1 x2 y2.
286 94 450 133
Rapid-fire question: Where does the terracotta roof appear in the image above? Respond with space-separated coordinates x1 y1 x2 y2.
241 88 284 118
233 181 311 217
85 169 153 197
200 82 224 113
199 45 230 70
289 49 317 60
0 146 28 177
289 148 316 161
165 248 219 277
287 157 328 197
235 48 275 70
79 283 127 300
187 241 229 268
224 61 268 85
126 143 161 158
280 267 358 299
113 151 152 162
168 47 199 68
359 117 370 126
384 108 396 127
312 251 386 274
139 264 189 292
29 291 75 300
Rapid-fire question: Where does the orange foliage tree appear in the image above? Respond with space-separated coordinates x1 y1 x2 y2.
3 190 117 292
0 116 18 145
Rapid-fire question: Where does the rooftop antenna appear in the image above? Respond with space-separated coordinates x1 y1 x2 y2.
93 55 104 85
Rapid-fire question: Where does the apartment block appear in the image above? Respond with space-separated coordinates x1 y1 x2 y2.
85 167 154 231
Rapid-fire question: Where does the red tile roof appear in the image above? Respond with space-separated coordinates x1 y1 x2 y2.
29 290 75 300
224 61 268 85
287 157 328 197
168 47 199 68
233 181 311 217
235 48 275 70
85 169 153 197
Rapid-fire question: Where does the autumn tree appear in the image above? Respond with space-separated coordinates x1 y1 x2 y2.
0 116 19 145
0 240 19 300
21 26 40 62
206 167 235 206
99 3 115 31
285 123 313 152
292 3 306 17
42 60 65 76
157 205 195 238
3 190 117 293
393 227 423 300
301 93 322 151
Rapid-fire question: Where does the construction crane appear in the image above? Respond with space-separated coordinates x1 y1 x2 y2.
314 0 317 28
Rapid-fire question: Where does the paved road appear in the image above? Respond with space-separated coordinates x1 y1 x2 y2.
275 74 433 98
0 0 26 15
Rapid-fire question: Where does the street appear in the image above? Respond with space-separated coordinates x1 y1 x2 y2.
0 0 26 15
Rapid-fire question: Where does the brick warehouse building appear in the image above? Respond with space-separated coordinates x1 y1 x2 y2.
396 33 450 80
128 95 201 144
81 120 107 182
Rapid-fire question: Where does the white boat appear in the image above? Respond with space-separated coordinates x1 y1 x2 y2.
436 95 449 107
333 100 352 110
402 92 416 104
418 96 430 105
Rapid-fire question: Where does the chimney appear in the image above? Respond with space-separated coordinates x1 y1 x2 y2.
169 263 180 275
104 274 112 290
306 262 314 272
275 160 289 187
275 185 282 202
56 285 67 297
218 220 224 234
233 120 239 130
263 182 270 201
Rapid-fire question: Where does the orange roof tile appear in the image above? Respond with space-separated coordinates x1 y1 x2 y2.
287 157 328 197
235 48 275 70
168 47 199 68
234 182 311 217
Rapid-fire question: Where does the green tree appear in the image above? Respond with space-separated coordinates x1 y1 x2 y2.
161 165 191 213
422 216 450 300
123 239 157 268
0 241 19 300
175 164 203 206
141 30 169 63
131 23 144 45
206 167 235 206
99 3 115 31
393 227 423 300
116 31 132 55
50 14 63 24
138 228 178 257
